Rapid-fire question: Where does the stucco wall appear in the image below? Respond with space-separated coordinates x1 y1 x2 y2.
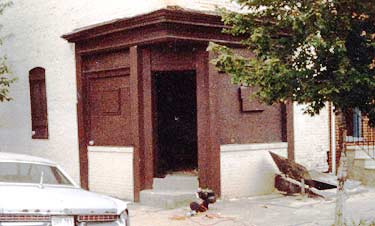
0 0 237 185
220 143 287 199
293 103 329 171
88 146 134 201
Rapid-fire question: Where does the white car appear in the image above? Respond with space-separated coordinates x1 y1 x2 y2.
0 152 129 226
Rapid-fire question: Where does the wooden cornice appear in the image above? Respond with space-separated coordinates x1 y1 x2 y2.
62 7 242 53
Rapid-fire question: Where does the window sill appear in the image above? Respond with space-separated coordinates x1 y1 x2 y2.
345 136 364 142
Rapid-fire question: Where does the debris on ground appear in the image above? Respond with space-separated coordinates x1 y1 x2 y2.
169 215 187 221
188 188 216 214
169 188 220 221
130 188 375 226
270 152 365 199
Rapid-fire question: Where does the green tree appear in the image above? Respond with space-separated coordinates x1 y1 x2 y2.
209 1 374 225
0 0 14 102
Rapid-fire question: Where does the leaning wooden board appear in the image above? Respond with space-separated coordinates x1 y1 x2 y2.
270 152 311 181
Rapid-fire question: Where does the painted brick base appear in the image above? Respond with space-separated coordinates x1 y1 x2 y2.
293 104 329 172
220 143 287 199
88 146 134 201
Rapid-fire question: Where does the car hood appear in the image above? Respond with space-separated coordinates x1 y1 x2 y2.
0 185 128 215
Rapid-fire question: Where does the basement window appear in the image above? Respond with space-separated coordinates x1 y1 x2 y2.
29 67 48 139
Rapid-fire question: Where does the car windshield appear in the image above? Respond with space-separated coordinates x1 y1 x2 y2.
0 162 72 185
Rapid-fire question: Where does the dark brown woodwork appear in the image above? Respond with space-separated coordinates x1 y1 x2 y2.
215 77 283 144
150 44 195 72
196 49 211 190
75 49 89 189
287 101 295 161
87 74 131 146
207 51 221 195
129 46 143 201
270 152 311 181
239 86 265 112
29 67 48 139
281 103 287 142
141 48 154 189
64 7 290 200
83 49 132 147
82 51 130 71
62 8 242 55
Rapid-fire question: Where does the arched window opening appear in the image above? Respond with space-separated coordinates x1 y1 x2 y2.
29 67 48 139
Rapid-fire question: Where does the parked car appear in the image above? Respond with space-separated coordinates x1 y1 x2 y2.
0 152 129 226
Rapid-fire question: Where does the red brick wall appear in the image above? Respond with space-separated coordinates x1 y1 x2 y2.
330 114 375 172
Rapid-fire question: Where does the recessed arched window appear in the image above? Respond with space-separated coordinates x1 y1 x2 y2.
29 67 48 139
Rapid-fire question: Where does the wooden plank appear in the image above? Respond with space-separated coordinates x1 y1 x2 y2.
286 101 295 160
196 49 210 190
130 46 142 201
62 8 234 42
141 48 154 189
270 152 311 181
75 48 89 189
207 50 221 196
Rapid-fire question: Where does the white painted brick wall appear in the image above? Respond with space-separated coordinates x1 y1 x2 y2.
88 146 134 201
220 143 287 199
164 0 240 11
0 0 237 185
293 103 329 172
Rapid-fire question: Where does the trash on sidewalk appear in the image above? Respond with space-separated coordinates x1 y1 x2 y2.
189 188 216 213
169 188 218 221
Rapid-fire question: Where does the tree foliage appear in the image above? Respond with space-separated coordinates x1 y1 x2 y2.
0 0 14 102
210 0 375 123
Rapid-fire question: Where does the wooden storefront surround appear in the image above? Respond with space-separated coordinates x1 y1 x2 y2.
63 8 242 201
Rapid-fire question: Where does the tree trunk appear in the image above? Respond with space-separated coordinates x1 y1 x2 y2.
335 148 348 225
334 116 348 226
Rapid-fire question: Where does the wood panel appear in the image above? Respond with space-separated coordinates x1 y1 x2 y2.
196 49 210 190
207 51 221 196
78 49 131 189
129 46 143 201
87 74 131 146
151 44 195 71
83 50 129 72
239 86 265 112
29 67 48 139
287 101 295 160
63 8 230 42
75 48 89 189
141 48 154 189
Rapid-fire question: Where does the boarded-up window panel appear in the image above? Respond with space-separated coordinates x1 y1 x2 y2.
239 86 265 112
29 67 48 139
88 75 131 146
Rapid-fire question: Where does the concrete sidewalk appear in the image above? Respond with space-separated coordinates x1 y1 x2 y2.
128 189 375 226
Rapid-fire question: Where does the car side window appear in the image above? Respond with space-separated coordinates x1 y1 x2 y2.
28 164 71 185
0 162 72 185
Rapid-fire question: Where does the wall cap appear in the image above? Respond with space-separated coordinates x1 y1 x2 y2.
88 146 134 154
220 142 288 153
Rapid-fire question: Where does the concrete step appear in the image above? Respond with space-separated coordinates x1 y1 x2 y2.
354 149 375 160
153 175 199 191
140 190 197 209
364 159 375 170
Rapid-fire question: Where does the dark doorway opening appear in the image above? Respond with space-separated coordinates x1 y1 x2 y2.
154 71 198 177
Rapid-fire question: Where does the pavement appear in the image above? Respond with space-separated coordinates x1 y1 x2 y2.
128 188 375 226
